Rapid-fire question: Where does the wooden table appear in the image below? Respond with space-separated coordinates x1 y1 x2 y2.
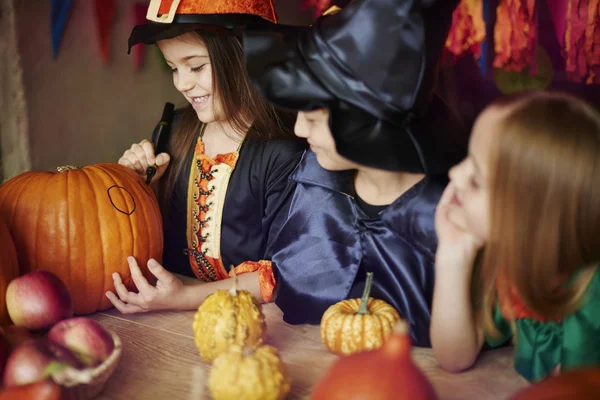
89 296 528 400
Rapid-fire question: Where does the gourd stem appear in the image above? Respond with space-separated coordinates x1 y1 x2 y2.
357 272 374 315
228 265 238 297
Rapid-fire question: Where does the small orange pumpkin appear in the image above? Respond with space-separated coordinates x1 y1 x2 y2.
0 163 163 315
320 272 401 356
312 321 438 400
0 218 19 325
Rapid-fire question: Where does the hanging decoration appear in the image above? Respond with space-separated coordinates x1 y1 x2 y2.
444 0 486 64
133 2 148 70
494 45 553 93
301 0 334 18
50 0 74 58
95 0 116 64
564 0 600 83
479 0 492 76
493 0 539 73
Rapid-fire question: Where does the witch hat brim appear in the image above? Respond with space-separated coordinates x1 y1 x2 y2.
128 0 278 53
243 0 468 173
128 15 269 54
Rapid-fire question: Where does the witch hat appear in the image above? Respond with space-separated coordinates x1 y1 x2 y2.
128 0 278 54
243 0 468 173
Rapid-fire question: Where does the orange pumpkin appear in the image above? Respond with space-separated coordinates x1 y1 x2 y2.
0 219 19 325
510 367 600 399
312 321 438 400
0 163 163 315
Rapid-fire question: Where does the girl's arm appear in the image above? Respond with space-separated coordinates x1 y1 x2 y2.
430 242 484 372
105 257 262 314
430 182 485 372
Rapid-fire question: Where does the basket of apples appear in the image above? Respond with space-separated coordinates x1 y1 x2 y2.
0 271 121 400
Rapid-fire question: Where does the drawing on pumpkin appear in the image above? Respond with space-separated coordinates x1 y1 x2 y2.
107 185 137 215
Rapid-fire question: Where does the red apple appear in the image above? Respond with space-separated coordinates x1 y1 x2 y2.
5 271 74 330
2 339 82 387
48 317 114 367
0 379 66 400
1 325 35 349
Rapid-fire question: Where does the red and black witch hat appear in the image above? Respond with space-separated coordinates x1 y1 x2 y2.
128 0 278 54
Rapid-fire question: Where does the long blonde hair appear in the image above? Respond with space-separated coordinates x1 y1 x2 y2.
475 91 600 338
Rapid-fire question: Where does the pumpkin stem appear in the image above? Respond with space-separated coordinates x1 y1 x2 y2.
357 272 374 315
56 165 80 172
229 265 238 297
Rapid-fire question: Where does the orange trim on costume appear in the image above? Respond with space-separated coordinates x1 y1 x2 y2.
156 0 278 23
230 260 276 303
186 136 239 282
496 275 562 322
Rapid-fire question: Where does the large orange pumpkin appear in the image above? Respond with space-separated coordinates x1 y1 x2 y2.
312 321 438 400
0 218 19 325
510 367 600 399
0 163 163 315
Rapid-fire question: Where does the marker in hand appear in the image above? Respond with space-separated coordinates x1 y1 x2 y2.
146 102 175 185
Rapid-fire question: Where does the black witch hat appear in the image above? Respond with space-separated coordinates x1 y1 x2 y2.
243 0 468 173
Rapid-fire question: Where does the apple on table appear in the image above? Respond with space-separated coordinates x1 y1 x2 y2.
48 318 115 367
5 271 74 331
2 339 82 388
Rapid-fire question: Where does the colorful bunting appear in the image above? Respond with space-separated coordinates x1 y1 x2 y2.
50 0 74 58
95 0 116 64
133 2 148 70
444 0 486 63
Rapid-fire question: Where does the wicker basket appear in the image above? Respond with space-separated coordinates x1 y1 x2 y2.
52 330 122 400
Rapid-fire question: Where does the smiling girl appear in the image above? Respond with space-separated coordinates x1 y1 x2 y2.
107 0 305 313
430 90 600 381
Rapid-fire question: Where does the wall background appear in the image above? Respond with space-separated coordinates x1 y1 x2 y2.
1 0 312 179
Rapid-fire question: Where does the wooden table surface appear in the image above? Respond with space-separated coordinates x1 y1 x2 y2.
89 286 528 399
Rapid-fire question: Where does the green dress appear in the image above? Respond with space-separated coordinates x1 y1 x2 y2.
486 268 600 382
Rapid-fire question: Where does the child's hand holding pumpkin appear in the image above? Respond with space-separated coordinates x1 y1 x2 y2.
105 256 185 314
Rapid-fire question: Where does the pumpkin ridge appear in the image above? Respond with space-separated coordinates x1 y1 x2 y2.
98 164 135 311
7 174 36 270
79 165 100 312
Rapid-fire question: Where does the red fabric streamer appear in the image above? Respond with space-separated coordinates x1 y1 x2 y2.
95 0 116 64
493 0 538 72
444 0 486 63
565 0 600 84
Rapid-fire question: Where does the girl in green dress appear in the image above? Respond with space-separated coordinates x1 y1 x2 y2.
429 90 600 382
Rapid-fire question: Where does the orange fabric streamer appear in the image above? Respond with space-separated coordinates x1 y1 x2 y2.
565 0 600 84
444 0 486 62
229 260 276 303
493 0 538 72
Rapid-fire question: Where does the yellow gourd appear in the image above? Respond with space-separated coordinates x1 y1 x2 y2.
192 267 266 362
208 344 290 400
321 272 401 356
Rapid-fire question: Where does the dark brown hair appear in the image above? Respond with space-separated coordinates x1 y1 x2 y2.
157 30 297 211
473 91 600 339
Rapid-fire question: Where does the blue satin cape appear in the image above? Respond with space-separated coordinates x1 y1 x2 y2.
270 151 446 347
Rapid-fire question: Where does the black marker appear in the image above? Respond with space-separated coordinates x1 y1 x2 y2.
146 102 175 185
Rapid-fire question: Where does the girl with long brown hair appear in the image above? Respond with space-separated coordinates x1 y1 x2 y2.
105 0 305 313
430 90 600 382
